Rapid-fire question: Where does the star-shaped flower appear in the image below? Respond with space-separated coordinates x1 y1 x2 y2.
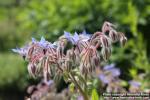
98 64 121 84
12 46 29 59
99 73 110 84
79 30 91 41
64 31 79 45
104 64 120 77
129 80 141 88
38 36 56 49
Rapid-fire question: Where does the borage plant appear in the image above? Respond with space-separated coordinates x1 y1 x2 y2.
12 22 127 100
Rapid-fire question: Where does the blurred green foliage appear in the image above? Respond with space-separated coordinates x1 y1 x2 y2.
0 0 150 99
0 53 27 90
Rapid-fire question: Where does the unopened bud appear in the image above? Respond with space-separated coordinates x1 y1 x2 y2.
109 29 119 42
100 35 111 48
120 36 127 47
101 47 111 61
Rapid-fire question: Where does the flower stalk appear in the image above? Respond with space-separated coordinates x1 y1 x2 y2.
69 72 89 100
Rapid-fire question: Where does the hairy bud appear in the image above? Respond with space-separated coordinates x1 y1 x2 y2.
118 32 127 46
109 29 119 42
101 47 111 61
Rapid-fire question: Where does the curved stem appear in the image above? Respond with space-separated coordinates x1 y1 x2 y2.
69 72 89 100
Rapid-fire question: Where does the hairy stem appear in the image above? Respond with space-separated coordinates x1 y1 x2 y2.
69 72 89 100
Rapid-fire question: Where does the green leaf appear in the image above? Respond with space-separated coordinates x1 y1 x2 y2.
129 68 137 77
91 89 99 100
63 71 70 82
69 83 75 92
120 80 128 87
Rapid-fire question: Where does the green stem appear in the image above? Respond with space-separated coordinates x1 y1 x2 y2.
69 72 89 100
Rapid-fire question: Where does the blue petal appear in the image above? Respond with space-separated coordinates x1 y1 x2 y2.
40 36 46 43
82 30 87 35
32 37 37 43
64 31 75 44
110 68 120 77
64 31 71 39
80 30 92 42
12 48 20 53
73 32 79 44
99 74 109 84
129 81 141 87
103 64 115 70
47 43 55 48
39 36 47 48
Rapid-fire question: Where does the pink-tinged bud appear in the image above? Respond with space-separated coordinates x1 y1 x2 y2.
28 63 36 77
100 35 111 48
109 29 119 42
120 36 127 47
102 21 115 33
43 59 51 82
118 32 127 46
91 54 100 67
101 47 111 61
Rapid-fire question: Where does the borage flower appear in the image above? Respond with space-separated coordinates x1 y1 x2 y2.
129 80 141 92
98 64 120 84
103 64 120 77
129 80 141 88
64 31 79 45
79 30 92 41
12 45 29 60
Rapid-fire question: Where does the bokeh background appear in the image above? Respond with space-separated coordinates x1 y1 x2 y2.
0 0 150 99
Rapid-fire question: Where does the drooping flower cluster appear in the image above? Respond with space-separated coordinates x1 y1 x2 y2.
12 21 127 82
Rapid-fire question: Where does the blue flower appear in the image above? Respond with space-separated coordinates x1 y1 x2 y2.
64 31 72 41
110 68 120 77
103 64 120 77
38 36 56 49
79 30 92 41
103 63 115 70
12 46 28 58
129 80 141 88
64 31 79 45
98 64 121 84
73 32 80 43
32 37 37 44
39 36 46 47
99 73 110 84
